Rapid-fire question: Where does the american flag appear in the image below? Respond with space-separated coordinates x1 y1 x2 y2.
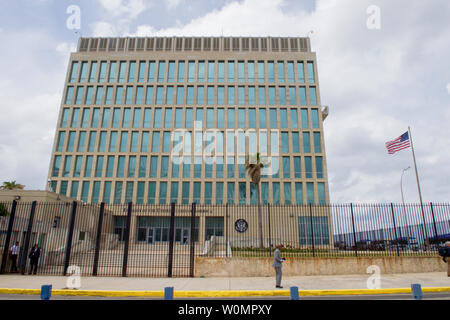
385 132 410 154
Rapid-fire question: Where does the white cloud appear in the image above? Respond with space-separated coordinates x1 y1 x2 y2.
447 83 450 95
97 0 149 19
166 0 184 10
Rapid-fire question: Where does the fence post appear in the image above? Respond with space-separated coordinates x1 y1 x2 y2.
92 202 105 276
168 202 176 278
309 203 315 258
189 202 196 277
390 203 400 257
0 200 17 274
63 201 77 276
267 203 272 250
429 203 438 240
121 202 132 277
350 203 358 258
21 201 37 275
225 203 229 257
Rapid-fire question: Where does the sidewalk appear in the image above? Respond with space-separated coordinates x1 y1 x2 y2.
0 272 449 297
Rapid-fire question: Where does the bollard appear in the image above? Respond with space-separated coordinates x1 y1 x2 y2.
290 286 299 300
411 284 423 300
164 287 174 300
41 285 52 301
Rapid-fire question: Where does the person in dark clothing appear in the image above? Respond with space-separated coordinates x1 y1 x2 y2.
28 244 41 275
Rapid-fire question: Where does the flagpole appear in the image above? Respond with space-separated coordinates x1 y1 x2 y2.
408 126 430 249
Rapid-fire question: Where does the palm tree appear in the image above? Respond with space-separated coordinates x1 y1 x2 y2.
245 153 265 249
0 181 25 190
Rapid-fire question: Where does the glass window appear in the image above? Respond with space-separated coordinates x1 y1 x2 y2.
67 131 76 152
57 132 65 152
172 156 180 178
155 86 164 105
238 109 246 128
284 182 292 205
177 61 185 82
288 87 297 106
277 61 285 83
141 132 149 152
306 182 314 204
150 156 158 178
196 108 203 126
182 182 190 204
227 182 235 204
137 182 145 204
215 183 224 205
259 131 267 154
148 61 156 82
197 61 205 82
227 108 235 128
297 62 305 83
138 61 146 83
281 132 289 153
303 132 311 153
133 108 141 128
95 87 103 105
259 108 266 128
315 156 323 179
77 132 86 152
98 131 107 152
238 156 245 178
248 61 255 83
95 156 104 177
295 182 303 204
314 132 321 153
301 109 309 128
75 87 84 105
69 61 78 83
85 86 93 104
176 86 184 105
204 182 212 204
128 156 136 177
154 108 162 128
194 156 202 178
267 62 275 82
272 182 280 204
105 86 113 105
187 61 195 82
166 86 174 104
101 108 110 127
191 182 201 204
197 86 204 105
312 109 319 128
269 108 277 128
280 109 288 128
114 182 123 204
123 108 131 127
152 131 160 152
248 86 255 105
61 108 69 128
207 86 215 105
128 61 136 82
307 62 315 83
131 131 139 152
261 182 269 204
248 109 256 128
294 156 301 178
108 61 117 82
164 108 172 128
268 87 276 105
136 86 144 105
106 156 114 177
73 156 82 177
305 156 312 179
71 108 80 127
206 108 214 128
185 108 193 128
258 87 265 105
117 156 125 177
238 182 246 205
103 181 111 204
257 62 265 83
218 86 225 105
118 61 126 83
63 156 72 177
79 62 88 82
299 87 307 105
183 157 191 178
157 61 166 83
161 156 169 178
148 182 156 204
163 131 171 152
92 181 100 203
115 86 123 104
218 62 225 83
290 109 298 129
187 86 194 105
318 183 326 204
238 86 245 105
143 108 151 128
287 62 295 83
227 61 235 82
170 182 179 204
109 131 117 152
238 62 245 82
283 156 290 179
65 86 74 104
227 86 235 105
168 61 175 83
207 61 215 82
292 132 300 153
70 181 79 199
146 86 154 104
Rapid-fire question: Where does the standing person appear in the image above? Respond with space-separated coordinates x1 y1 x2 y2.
9 242 19 273
272 244 285 288
28 244 41 275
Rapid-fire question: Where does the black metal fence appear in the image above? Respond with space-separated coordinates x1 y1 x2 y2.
0 201 449 277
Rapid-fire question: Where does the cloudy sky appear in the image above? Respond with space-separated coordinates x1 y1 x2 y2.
0 0 449 203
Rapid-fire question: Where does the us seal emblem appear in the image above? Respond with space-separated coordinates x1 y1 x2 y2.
234 219 248 233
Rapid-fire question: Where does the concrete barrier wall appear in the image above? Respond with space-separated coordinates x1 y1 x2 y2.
195 257 447 277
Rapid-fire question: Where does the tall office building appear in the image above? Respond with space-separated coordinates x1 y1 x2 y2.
48 37 330 206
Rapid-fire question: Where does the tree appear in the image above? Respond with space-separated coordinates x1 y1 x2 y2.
0 203 9 217
0 181 25 190
245 153 265 249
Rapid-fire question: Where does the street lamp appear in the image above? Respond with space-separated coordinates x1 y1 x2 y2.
401 167 411 245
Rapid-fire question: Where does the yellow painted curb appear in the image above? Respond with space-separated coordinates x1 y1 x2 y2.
0 287 449 298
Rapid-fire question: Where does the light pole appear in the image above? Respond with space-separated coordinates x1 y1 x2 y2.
401 166 411 245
